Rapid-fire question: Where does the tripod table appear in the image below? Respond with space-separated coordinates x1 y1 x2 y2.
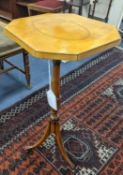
5 13 121 168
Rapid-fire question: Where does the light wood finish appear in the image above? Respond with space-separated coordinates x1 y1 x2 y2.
5 13 121 61
25 60 74 168
4 13 121 168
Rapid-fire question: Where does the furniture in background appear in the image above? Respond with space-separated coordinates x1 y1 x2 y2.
5 13 120 168
88 0 113 22
16 0 40 18
66 0 90 15
0 0 39 20
119 17 123 38
0 0 17 20
27 0 65 16
0 0 90 19
0 22 31 88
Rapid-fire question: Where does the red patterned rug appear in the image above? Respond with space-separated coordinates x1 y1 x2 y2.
0 47 123 175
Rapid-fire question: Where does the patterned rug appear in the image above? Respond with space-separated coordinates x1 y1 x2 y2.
0 47 123 175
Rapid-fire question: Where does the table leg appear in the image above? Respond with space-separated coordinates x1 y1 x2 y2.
0 60 4 70
25 60 74 168
23 50 31 89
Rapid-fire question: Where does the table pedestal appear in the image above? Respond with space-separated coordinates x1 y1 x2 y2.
25 60 74 168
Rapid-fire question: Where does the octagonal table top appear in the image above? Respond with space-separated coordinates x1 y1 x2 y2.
5 13 121 61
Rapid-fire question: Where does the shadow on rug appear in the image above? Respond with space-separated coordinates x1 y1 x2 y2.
0 48 123 175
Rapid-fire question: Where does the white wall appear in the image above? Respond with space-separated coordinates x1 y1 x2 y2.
89 0 111 19
83 0 123 28
108 0 123 28
69 0 123 28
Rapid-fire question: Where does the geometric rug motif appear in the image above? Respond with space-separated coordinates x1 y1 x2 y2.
102 78 123 104
1 48 123 174
38 118 118 175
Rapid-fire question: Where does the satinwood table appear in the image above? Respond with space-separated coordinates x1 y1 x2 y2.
5 13 121 168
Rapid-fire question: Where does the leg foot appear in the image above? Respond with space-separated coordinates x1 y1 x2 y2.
25 119 74 168
55 123 74 168
25 122 50 150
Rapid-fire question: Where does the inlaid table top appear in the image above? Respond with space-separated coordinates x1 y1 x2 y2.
5 13 121 61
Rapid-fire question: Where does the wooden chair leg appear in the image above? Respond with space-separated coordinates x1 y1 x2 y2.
0 60 4 70
28 7 32 16
62 2 67 12
68 5 73 13
22 50 31 89
78 6 82 15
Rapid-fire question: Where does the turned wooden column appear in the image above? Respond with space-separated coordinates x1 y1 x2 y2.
49 60 74 168
25 60 74 168
50 60 61 118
